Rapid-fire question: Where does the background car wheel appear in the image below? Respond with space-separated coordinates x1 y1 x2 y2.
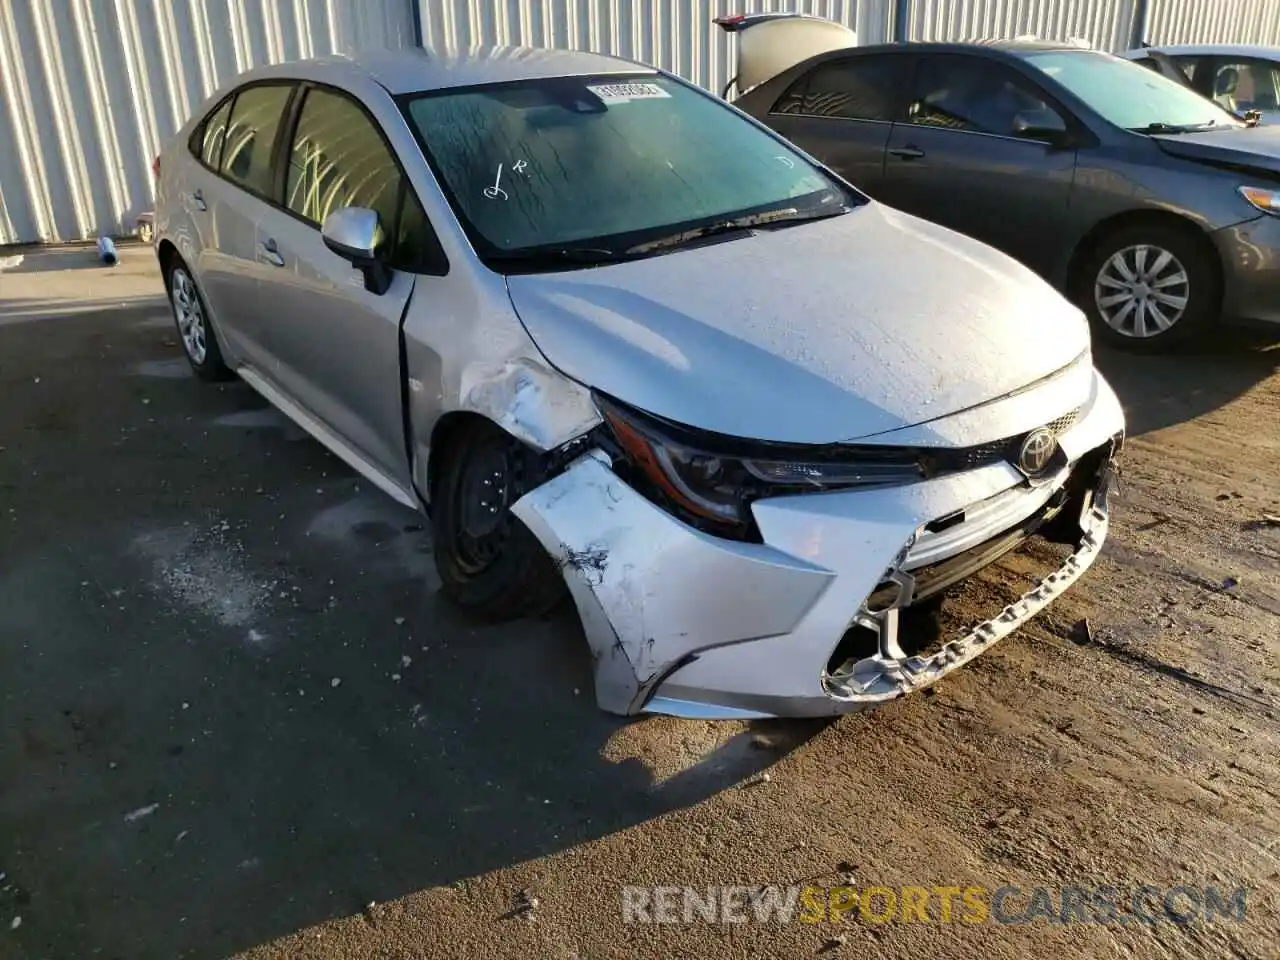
167 259 233 381
1074 223 1219 350
432 420 567 622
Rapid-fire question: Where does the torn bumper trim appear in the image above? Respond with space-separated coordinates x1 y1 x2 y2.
513 372 1124 719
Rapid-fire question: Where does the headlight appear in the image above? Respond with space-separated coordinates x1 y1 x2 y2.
595 395 925 538
1238 185 1280 215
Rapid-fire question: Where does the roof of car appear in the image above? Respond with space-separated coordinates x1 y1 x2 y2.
1129 43 1280 60
318 45 652 94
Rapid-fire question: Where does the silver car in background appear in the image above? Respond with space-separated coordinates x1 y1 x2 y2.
153 47 1124 720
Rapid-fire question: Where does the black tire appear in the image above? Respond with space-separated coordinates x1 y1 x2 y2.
1073 223 1219 351
166 257 233 381
432 420 567 621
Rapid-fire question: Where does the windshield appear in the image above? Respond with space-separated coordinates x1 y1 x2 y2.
1025 50 1243 131
401 73 854 263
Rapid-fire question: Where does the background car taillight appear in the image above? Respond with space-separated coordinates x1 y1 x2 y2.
152 154 160 179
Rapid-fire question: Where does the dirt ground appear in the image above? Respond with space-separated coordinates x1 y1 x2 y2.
1 247 1277 959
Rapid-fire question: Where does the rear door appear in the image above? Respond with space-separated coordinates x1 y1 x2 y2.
762 52 911 197
197 82 297 364
878 53 1077 278
251 84 428 488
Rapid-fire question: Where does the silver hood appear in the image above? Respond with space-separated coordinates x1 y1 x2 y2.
505 203 1090 445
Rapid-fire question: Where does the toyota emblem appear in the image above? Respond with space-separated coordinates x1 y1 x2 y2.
1017 427 1057 475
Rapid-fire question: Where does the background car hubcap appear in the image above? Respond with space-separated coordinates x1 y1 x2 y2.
171 270 207 364
1094 244 1189 338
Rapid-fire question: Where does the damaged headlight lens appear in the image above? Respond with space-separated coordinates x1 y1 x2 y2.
596 395 924 537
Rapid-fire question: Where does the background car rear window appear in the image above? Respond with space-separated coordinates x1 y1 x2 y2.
220 84 293 197
907 55 1056 136
774 55 906 120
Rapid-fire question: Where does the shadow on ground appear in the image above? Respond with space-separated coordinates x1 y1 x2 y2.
0 307 826 960
1093 329 1278 436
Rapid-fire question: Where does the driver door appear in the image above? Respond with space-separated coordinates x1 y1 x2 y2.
251 85 423 491
877 53 1077 279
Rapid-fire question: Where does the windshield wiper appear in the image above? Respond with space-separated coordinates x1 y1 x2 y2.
1130 120 1220 134
486 246 635 271
626 205 851 255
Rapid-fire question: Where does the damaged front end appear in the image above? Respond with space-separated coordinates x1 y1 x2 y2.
513 385 1123 719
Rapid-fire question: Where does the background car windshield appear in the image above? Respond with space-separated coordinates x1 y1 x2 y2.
403 74 846 254
1026 50 1241 129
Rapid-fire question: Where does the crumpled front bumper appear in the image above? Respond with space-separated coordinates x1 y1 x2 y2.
512 372 1124 719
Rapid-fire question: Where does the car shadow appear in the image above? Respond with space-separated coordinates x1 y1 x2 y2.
1092 329 1278 436
0 305 827 960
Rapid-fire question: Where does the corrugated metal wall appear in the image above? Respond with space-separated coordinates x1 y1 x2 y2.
416 0 871 98
1144 0 1280 47
7 0 1280 247
0 0 414 246
902 0 1137 50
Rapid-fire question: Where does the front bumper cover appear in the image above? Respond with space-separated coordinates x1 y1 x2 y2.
512 374 1123 719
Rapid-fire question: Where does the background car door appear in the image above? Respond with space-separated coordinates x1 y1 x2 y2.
251 85 420 487
763 53 910 197
877 54 1077 278
197 82 296 364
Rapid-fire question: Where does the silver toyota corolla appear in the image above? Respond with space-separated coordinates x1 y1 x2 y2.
153 46 1124 720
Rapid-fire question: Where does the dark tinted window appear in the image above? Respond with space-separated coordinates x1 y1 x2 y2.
198 98 233 168
285 87 440 273
1210 59 1280 112
285 88 401 232
221 84 293 197
908 55 1058 137
777 56 905 120
1171 55 1200 81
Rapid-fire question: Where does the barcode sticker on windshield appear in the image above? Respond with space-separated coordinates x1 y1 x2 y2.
586 82 670 103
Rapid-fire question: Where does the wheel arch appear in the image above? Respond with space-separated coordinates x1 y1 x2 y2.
156 238 180 278
1067 208 1225 308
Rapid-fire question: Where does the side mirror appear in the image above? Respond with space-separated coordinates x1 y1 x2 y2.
1012 109 1069 146
321 206 392 294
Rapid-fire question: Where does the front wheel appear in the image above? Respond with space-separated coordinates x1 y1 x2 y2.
1075 224 1219 350
432 420 566 621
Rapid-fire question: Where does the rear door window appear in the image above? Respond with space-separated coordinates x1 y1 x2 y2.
197 98 233 168
220 84 295 198
774 55 907 120
907 55 1061 138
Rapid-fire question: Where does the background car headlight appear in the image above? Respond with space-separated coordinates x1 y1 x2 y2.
1238 185 1280 215
595 394 924 538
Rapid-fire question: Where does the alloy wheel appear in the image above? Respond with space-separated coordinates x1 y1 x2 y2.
170 268 208 364
1094 244 1190 339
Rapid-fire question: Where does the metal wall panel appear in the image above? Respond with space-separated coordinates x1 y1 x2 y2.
1144 0 1280 47
0 0 415 246
416 0 873 97
902 0 1138 50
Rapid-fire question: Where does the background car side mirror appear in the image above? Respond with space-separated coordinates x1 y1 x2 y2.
1012 109 1069 147
321 207 392 295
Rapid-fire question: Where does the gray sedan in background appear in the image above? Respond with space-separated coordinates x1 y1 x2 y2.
153 47 1123 720
724 19 1280 348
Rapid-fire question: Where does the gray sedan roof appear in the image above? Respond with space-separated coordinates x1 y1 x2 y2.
1126 43 1280 60
316 45 653 94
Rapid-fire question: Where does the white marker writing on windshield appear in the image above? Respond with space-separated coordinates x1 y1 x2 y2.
513 159 528 174
484 163 508 200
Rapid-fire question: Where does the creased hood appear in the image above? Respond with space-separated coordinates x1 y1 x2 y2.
1152 125 1280 175
506 204 1089 445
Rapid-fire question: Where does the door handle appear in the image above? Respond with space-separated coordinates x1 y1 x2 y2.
257 239 285 267
191 189 207 211
889 146 926 160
